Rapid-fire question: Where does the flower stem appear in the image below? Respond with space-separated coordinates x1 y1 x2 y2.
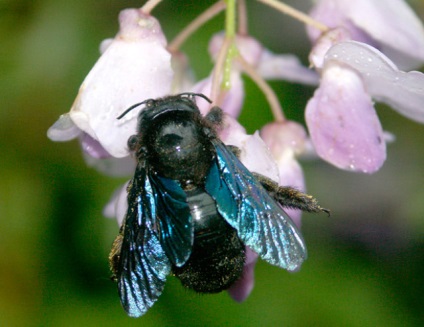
141 0 163 15
168 1 226 52
238 55 285 122
210 37 233 104
256 0 328 32
237 0 248 35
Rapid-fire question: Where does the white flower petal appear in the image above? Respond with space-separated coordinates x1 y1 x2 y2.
69 9 173 158
47 113 82 141
238 131 279 182
325 41 424 123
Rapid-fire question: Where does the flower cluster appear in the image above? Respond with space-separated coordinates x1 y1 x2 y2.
48 0 424 302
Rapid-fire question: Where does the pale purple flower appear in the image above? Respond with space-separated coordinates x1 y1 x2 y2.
306 63 386 173
261 121 308 226
303 0 424 173
194 32 318 117
307 0 424 70
47 8 173 158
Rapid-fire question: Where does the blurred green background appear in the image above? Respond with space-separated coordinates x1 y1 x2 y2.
1 0 424 326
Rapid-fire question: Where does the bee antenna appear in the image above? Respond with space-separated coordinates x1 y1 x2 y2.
116 100 150 120
180 92 212 104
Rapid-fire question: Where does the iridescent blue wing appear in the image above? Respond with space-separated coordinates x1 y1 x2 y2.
150 175 193 267
117 162 171 317
205 140 307 271
117 163 193 317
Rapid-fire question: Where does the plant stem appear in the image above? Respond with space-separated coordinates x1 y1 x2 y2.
141 0 163 15
256 0 328 32
237 0 248 35
238 55 285 122
168 1 226 52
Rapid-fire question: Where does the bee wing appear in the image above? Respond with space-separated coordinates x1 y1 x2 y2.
117 163 171 317
149 174 193 267
205 140 307 271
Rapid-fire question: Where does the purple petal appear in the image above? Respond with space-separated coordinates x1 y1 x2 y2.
80 133 112 159
308 0 424 70
305 64 386 173
325 41 424 123
228 247 258 302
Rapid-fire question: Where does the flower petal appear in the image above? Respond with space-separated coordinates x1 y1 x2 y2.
47 113 82 141
325 41 424 123
103 181 130 225
258 51 319 85
228 247 258 302
69 9 173 158
308 0 424 69
261 121 307 227
80 133 112 159
305 64 386 173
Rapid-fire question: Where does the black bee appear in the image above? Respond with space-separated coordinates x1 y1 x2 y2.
109 93 328 317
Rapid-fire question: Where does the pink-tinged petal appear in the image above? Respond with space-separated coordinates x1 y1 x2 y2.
228 247 259 302
103 182 130 225
258 51 319 85
308 0 424 70
47 113 82 141
218 115 247 144
325 41 424 123
69 9 173 158
305 64 386 173
261 121 307 158
190 72 244 117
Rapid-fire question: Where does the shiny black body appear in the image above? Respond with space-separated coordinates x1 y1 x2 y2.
135 100 245 292
109 93 328 317
176 188 245 292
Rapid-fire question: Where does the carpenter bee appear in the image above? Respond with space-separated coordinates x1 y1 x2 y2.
109 93 328 317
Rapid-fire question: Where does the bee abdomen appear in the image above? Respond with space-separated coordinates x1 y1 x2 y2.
173 188 245 293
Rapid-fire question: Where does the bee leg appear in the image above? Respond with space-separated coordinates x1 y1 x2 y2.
253 173 330 215
205 106 224 125
226 145 241 158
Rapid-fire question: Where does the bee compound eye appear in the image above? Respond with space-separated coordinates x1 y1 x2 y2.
128 135 139 151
